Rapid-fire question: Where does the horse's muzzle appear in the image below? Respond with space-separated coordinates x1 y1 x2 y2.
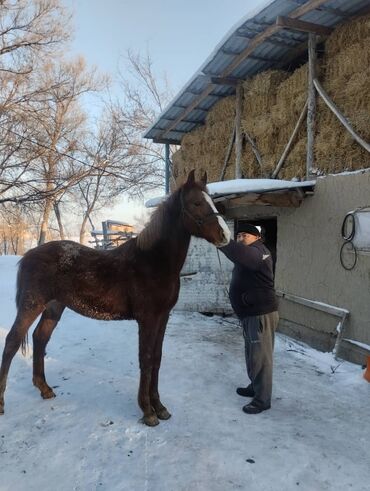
215 230 231 248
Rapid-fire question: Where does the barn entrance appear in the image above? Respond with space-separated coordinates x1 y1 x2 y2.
235 217 277 273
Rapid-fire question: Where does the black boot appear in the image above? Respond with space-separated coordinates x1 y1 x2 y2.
242 401 271 414
236 385 255 397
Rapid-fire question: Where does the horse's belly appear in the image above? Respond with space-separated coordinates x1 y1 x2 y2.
66 297 132 321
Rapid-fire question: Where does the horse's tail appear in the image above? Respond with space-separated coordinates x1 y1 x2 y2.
15 257 22 309
20 334 29 357
16 257 29 357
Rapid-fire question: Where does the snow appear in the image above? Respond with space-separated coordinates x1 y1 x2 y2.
0 255 369 491
207 178 316 197
145 178 316 208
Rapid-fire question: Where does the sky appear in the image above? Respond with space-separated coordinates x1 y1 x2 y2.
62 0 267 228
1 255 369 490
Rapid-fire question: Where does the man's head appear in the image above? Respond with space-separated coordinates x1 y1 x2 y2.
236 223 261 246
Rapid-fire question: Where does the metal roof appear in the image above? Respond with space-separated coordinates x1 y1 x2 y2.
144 0 370 144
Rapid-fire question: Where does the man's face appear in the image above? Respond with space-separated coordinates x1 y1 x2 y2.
236 232 259 245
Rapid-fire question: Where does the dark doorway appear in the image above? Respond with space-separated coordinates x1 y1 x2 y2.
235 217 277 273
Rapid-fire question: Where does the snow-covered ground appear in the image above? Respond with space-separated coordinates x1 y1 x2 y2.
0 256 369 491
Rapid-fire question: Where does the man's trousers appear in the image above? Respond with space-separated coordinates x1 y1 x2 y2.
241 311 279 408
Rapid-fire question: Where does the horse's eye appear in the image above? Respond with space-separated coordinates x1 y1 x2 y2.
194 202 202 207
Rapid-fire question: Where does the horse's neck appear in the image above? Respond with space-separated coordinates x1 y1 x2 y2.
160 227 191 274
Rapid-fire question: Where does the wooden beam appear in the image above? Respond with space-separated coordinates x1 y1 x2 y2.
225 190 305 208
277 291 349 317
249 54 282 63
313 78 370 153
258 190 305 207
289 0 331 18
244 131 264 176
210 76 240 87
306 33 317 179
276 16 333 36
221 24 281 77
220 126 236 181
272 99 308 179
160 0 330 139
235 84 243 179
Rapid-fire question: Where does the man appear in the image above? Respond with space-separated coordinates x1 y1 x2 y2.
219 223 279 414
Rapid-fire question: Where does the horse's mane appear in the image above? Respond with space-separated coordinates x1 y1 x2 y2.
136 188 182 251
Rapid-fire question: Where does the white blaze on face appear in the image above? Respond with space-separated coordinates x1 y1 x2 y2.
202 191 231 246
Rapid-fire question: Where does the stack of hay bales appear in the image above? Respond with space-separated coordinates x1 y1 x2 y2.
270 64 309 179
171 13 370 184
172 97 235 186
316 14 370 172
242 70 288 178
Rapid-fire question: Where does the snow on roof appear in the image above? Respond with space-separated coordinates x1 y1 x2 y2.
145 178 316 208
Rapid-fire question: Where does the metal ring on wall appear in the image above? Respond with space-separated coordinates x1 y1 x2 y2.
340 241 357 270
341 212 355 241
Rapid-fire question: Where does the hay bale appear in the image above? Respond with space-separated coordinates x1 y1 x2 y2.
206 96 235 126
281 137 307 180
243 70 288 116
325 13 370 58
323 40 370 88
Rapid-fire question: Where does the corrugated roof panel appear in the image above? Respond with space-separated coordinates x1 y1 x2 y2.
221 36 250 55
174 120 198 133
231 58 268 79
144 0 369 143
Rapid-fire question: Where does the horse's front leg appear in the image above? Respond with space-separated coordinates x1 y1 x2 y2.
138 318 160 427
150 312 171 421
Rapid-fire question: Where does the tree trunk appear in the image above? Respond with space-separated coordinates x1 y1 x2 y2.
79 209 94 245
38 198 53 245
54 201 65 240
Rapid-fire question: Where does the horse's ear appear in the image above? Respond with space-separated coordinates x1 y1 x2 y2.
186 169 196 186
201 171 207 187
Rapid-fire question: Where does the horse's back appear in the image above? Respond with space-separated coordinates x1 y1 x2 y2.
17 241 124 310
16 238 180 320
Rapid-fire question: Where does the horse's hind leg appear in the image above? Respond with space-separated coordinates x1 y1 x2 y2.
32 301 65 399
138 316 162 427
0 305 43 414
150 312 171 421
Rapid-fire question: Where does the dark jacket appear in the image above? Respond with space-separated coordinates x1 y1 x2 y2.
219 239 278 318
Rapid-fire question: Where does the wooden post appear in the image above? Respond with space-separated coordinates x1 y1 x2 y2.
313 78 370 153
219 125 236 181
165 143 170 194
306 33 316 179
235 83 243 179
244 130 263 176
272 99 308 179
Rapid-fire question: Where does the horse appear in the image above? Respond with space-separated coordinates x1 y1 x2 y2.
0 170 231 426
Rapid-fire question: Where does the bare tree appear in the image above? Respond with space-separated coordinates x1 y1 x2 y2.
19 56 108 244
0 203 30 254
0 0 72 204
110 50 176 192
0 0 70 73
70 50 175 245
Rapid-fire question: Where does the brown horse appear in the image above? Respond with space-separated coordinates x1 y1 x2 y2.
0 170 230 426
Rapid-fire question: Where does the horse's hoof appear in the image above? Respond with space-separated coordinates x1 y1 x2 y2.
156 408 171 420
0 406 4 415
41 389 56 400
141 414 159 427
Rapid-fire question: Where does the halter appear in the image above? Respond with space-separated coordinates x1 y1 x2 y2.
180 188 222 229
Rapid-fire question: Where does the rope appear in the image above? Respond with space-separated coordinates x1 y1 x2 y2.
216 248 230 299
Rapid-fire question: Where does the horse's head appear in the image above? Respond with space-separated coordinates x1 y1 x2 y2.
180 170 231 247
